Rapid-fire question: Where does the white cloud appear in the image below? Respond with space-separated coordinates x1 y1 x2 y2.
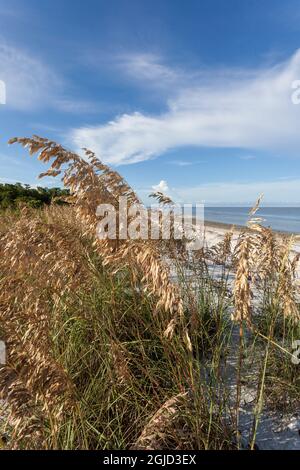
0 42 98 114
0 42 61 110
116 52 184 89
70 49 300 165
152 180 169 193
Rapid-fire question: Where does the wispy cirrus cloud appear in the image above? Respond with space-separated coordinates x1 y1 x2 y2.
70 50 300 165
0 41 97 114
0 42 61 110
115 52 185 89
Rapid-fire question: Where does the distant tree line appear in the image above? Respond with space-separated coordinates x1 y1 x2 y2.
0 183 70 209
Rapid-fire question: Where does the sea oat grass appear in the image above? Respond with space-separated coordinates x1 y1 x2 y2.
0 137 299 450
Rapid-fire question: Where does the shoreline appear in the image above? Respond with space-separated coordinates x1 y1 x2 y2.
204 219 299 236
203 219 300 267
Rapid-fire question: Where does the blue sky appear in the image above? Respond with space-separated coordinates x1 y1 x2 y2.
1 0 300 204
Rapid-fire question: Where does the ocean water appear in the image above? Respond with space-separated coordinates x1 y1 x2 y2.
204 207 300 233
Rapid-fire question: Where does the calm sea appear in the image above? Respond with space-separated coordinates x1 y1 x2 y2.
204 207 300 233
